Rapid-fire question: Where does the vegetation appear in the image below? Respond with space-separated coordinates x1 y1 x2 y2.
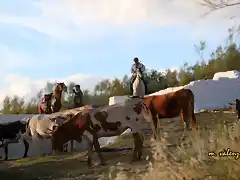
0 27 239 114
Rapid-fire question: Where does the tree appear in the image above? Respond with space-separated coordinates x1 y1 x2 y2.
2 28 240 114
200 0 240 16
165 69 179 87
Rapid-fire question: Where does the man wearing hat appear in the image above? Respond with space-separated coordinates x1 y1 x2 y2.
130 57 147 94
72 84 83 108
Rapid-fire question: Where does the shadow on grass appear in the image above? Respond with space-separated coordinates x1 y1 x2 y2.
0 157 94 180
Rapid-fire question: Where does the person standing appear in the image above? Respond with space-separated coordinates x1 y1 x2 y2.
72 84 83 108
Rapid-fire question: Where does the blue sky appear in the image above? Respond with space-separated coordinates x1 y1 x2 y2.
0 0 239 102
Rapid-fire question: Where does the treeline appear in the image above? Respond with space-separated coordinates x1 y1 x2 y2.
1 28 240 114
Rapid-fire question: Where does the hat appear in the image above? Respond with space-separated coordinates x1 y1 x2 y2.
133 57 139 62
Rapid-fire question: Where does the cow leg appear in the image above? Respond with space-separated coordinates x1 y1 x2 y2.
4 144 8 161
82 132 94 168
180 107 191 142
70 140 74 152
92 135 106 165
3 139 20 160
32 134 43 156
137 132 144 160
131 132 141 162
151 110 158 140
23 140 29 158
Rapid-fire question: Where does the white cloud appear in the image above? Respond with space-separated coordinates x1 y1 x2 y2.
0 73 106 107
1 0 239 41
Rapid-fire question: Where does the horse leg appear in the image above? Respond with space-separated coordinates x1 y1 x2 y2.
23 139 29 158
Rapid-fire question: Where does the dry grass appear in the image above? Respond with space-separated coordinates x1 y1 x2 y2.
111 111 240 180
1 110 240 180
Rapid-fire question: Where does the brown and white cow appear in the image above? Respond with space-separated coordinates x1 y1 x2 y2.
50 97 153 167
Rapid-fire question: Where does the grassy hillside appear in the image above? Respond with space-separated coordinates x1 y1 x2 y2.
1 110 240 180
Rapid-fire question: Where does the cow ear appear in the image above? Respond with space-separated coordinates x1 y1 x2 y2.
94 111 107 120
49 117 56 122
133 102 142 115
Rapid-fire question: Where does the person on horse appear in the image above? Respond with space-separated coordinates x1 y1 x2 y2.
72 84 83 108
130 57 147 94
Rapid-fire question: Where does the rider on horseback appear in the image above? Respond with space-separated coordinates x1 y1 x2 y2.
130 57 147 94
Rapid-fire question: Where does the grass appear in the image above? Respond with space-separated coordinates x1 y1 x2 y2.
111 111 240 180
1 110 240 179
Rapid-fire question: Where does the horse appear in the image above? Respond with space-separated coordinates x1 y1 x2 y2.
38 93 53 114
51 82 67 113
143 88 197 140
132 69 145 98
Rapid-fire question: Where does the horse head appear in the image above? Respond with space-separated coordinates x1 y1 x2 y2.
56 82 68 93
135 68 142 79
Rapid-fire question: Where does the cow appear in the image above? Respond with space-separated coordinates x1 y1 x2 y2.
143 88 197 140
0 120 30 161
49 97 153 167
22 113 74 156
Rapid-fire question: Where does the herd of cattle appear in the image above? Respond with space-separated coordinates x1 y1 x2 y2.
0 88 198 167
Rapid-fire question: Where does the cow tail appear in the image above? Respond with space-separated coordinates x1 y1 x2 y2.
87 114 96 132
190 91 197 129
25 118 32 137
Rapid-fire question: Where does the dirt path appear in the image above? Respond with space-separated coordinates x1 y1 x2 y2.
0 110 237 180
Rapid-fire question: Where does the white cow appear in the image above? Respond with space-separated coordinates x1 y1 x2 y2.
51 97 153 166
22 113 74 156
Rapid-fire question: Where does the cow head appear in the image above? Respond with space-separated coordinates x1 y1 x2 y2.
133 101 153 123
48 117 58 130
49 113 74 131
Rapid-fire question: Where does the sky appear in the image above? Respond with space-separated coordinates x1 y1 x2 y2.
0 0 239 104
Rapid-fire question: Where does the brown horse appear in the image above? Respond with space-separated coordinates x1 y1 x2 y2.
38 93 53 114
51 82 67 113
143 88 197 140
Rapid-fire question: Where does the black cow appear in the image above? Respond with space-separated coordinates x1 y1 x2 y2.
0 120 29 160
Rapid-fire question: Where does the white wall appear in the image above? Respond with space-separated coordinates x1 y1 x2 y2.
109 70 240 112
